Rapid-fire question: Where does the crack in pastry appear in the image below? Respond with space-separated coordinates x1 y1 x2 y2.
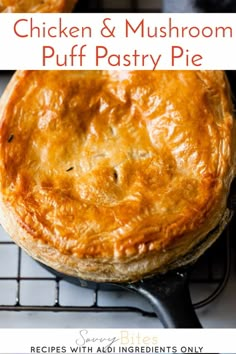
0 70 235 282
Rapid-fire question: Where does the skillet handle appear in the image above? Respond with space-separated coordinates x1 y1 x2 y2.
126 270 202 328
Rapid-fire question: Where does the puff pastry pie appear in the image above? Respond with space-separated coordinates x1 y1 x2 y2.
0 0 77 12
0 70 235 282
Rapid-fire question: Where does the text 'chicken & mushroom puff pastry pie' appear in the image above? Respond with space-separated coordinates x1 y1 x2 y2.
0 70 235 282
0 0 77 12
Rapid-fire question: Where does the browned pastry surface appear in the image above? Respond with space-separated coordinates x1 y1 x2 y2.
0 0 77 12
0 70 235 282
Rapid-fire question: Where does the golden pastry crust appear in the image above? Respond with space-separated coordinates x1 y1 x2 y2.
0 0 77 12
0 70 235 282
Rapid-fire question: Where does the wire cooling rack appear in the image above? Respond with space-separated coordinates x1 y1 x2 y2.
0 224 231 315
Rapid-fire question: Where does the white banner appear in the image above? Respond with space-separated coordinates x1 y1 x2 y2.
0 328 234 353
0 13 236 70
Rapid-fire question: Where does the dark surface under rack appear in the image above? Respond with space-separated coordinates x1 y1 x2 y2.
74 0 162 13
0 224 232 315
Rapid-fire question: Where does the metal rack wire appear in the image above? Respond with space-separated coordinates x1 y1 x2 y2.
0 225 231 315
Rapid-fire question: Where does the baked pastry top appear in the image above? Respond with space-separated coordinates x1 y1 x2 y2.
0 70 235 282
0 0 77 12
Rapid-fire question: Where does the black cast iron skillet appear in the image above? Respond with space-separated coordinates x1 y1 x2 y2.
39 181 236 329
42 263 201 328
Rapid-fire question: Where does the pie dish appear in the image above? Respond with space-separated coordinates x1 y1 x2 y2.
0 70 235 282
0 0 77 12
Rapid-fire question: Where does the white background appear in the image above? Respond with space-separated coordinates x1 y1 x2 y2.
0 13 236 70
